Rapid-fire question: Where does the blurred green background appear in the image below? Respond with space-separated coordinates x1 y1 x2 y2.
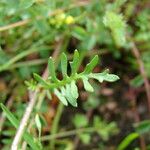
0 0 150 150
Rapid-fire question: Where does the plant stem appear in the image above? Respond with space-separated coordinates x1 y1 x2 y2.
42 127 95 141
131 42 150 113
11 39 62 150
21 90 47 150
50 103 64 149
0 46 50 72
11 90 39 150
49 35 70 149
11 59 47 69
129 88 146 150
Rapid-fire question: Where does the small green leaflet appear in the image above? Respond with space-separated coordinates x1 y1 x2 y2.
83 55 99 74
33 73 50 88
48 57 58 82
79 133 91 144
89 70 119 82
61 53 68 77
65 84 77 107
35 114 42 139
72 26 87 41
55 82 78 107
70 50 80 75
60 86 66 96
71 81 79 99
82 77 94 92
73 113 88 128
54 89 68 106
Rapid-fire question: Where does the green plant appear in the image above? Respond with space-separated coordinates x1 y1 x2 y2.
117 132 139 150
1 50 119 149
72 114 118 145
1 0 149 149
33 50 119 107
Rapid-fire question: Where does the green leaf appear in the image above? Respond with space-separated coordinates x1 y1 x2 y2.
89 70 119 82
82 77 94 92
48 57 58 82
20 0 35 9
35 114 42 138
103 11 126 47
70 81 79 99
85 35 97 50
2 130 16 136
33 73 50 88
34 20 49 35
61 53 68 77
65 84 77 107
79 133 91 144
25 80 37 91
72 26 87 40
70 50 80 75
0 103 41 150
0 49 10 65
83 55 99 74
117 132 139 150
60 86 66 96
73 114 88 128
2 138 12 145
0 103 18 128
134 120 150 134
130 75 144 88
54 89 68 106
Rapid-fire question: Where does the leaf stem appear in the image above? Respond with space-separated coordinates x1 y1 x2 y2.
42 127 95 141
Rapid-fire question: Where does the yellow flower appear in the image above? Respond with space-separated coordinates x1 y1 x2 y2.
65 15 75 25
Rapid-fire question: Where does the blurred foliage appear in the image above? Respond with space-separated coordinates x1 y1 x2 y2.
0 0 150 149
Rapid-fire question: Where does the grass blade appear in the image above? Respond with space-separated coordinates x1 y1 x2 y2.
0 103 41 150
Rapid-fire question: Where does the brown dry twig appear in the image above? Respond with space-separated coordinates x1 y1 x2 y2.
131 42 150 113
11 41 62 150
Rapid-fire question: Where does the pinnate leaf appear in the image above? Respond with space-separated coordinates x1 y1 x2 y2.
83 55 99 74
33 50 119 107
89 70 119 82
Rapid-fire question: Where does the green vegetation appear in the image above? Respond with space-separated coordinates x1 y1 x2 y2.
0 0 150 150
